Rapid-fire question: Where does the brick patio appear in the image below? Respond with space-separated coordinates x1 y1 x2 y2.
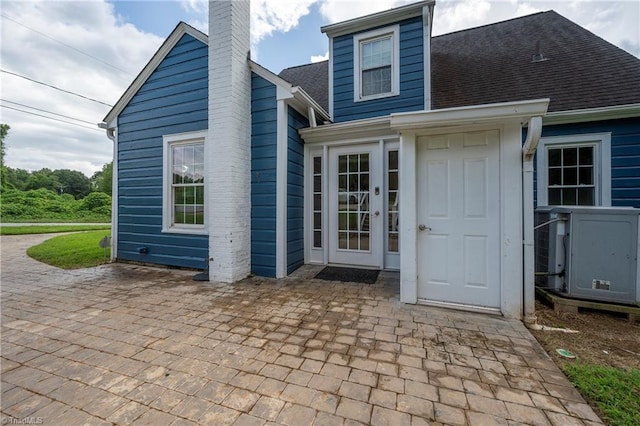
1 234 602 425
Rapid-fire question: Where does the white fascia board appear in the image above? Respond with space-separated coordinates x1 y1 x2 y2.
321 0 435 37
248 60 293 95
299 116 393 144
103 22 207 124
390 99 550 131
542 103 640 126
249 61 330 123
291 87 330 122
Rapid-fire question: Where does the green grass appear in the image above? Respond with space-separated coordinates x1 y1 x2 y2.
1 224 110 235
27 230 112 269
562 363 640 426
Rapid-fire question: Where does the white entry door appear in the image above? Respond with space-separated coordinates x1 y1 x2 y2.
417 131 501 309
329 145 382 267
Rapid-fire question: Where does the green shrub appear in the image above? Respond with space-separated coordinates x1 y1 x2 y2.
79 192 111 211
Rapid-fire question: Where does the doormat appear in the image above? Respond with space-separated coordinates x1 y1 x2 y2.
314 266 380 284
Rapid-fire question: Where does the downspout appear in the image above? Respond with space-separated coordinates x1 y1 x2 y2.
522 116 542 324
99 122 117 261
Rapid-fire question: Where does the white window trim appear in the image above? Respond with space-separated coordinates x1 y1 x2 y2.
353 25 400 103
536 132 611 206
162 130 208 235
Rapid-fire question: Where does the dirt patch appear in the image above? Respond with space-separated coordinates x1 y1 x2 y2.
530 300 640 370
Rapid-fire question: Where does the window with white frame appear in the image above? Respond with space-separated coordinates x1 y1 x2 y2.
353 26 399 102
163 131 206 234
536 133 611 206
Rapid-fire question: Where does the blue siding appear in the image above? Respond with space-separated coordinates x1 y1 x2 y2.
531 118 640 207
287 107 308 274
333 16 424 122
117 34 208 269
251 74 278 277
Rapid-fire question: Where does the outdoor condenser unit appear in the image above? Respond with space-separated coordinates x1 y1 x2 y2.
535 206 640 305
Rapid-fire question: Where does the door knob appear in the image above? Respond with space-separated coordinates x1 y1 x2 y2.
418 224 431 231
374 211 380 216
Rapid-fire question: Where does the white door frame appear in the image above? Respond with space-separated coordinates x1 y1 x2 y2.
398 121 525 319
328 143 382 267
415 130 502 312
304 137 401 270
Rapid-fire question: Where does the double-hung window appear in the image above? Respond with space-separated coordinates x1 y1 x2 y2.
354 26 399 101
536 133 611 206
163 131 206 234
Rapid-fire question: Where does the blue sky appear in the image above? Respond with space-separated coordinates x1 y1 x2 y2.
1 0 638 176
110 0 330 73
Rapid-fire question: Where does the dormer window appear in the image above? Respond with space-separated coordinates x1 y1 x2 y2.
353 26 399 102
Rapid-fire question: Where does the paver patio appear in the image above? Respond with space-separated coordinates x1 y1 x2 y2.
1 234 602 425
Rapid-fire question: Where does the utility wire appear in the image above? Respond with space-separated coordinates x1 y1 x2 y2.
1 14 134 76
1 69 113 107
0 104 102 132
0 99 97 125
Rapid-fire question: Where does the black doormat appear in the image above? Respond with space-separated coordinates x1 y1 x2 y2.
314 266 380 284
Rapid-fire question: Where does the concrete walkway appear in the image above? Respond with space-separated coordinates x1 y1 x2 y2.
1 234 602 425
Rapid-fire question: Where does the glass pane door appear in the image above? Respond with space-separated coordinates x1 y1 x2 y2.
329 144 381 268
337 153 370 252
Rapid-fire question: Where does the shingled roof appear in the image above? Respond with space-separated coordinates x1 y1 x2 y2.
279 60 329 112
278 10 640 115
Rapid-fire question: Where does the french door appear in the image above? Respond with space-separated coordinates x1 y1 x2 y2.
328 145 382 267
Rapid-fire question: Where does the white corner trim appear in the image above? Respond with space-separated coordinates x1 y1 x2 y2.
110 129 118 261
276 100 288 278
328 36 334 120
399 132 417 304
161 130 208 235
536 132 612 207
353 25 400 103
104 22 207 124
422 4 433 111
321 0 434 37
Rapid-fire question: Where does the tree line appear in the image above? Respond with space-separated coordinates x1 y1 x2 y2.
1 124 112 197
1 124 112 222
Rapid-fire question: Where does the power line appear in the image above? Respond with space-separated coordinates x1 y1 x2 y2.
0 99 97 125
1 69 113 107
0 104 102 132
1 14 134 76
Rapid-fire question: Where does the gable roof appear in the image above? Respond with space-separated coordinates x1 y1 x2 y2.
279 10 640 115
102 22 207 126
278 61 329 113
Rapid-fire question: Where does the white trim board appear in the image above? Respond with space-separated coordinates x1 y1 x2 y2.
321 0 434 37
161 130 208 235
353 25 400 103
536 132 612 207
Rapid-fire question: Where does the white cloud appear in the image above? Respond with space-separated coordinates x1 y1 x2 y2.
1 1 163 176
250 0 317 57
180 0 207 14
318 0 412 24
432 0 492 35
311 51 329 62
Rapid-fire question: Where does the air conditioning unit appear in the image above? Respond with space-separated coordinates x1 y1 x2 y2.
535 206 640 305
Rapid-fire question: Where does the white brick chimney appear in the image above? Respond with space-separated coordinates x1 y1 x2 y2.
207 0 251 282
